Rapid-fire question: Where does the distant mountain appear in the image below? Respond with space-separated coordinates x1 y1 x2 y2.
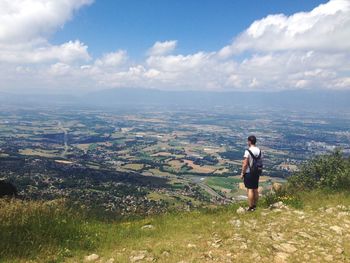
0 91 77 106
1 88 349 112
82 88 350 111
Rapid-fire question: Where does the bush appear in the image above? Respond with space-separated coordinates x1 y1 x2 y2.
288 150 350 191
262 187 303 209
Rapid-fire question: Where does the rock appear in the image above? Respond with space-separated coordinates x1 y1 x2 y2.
236 207 246 214
336 205 346 210
293 210 305 215
105 258 115 263
325 208 334 214
84 254 99 262
330 226 343 235
273 243 297 253
337 212 350 218
274 252 289 263
161 251 170 257
298 232 313 239
141 224 155 230
271 232 285 241
129 254 146 262
187 243 197 248
240 243 248 250
129 251 147 262
270 201 287 209
229 219 241 227
280 243 297 253
324 255 333 261
336 247 344 254
211 243 221 248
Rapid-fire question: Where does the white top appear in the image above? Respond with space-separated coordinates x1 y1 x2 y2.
243 146 261 173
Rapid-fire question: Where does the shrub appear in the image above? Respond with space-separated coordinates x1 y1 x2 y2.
262 187 303 209
287 150 350 191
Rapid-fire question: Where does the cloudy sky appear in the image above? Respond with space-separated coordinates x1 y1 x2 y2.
0 0 349 94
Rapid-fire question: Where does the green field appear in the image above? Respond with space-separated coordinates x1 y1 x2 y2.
205 176 241 190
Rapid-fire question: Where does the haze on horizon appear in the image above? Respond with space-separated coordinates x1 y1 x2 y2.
0 0 350 95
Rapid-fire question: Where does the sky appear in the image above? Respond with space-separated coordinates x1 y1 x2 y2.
0 0 349 94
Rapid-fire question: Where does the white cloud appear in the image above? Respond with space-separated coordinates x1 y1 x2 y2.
0 0 92 66
147 40 177 56
0 40 90 64
0 0 350 93
95 50 127 67
219 0 350 57
0 0 93 43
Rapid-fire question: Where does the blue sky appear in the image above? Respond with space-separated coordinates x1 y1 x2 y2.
52 0 328 59
0 0 349 93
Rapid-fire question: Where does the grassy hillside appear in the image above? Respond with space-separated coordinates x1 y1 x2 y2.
1 151 349 262
1 191 350 263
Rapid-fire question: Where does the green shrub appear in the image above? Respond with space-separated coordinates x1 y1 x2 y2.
262 187 303 209
288 150 350 191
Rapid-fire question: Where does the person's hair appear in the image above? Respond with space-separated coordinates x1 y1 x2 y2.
248 135 257 145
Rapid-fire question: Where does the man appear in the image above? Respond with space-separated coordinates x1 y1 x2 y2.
240 135 262 211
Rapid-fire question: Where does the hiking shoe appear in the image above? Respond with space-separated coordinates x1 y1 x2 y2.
246 206 256 212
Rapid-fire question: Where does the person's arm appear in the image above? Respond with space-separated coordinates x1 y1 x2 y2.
240 157 249 179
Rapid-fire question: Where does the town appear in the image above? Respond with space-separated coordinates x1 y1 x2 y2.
0 104 349 215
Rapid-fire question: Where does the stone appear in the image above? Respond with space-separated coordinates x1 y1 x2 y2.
325 208 334 214
187 243 197 248
161 251 170 257
273 243 297 253
330 226 343 235
280 243 297 253
240 243 248 250
236 207 246 214
105 258 115 263
129 251 147 262
141 224 155 230
336 247 344 254
271 201 287 209
271 232 285 241
229 219 241 227
336 205 346 210
84 254 99 262
298 232 313 239
324 255 333 262
274 252 289 263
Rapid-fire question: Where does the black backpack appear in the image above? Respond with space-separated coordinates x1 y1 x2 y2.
247 149 263 176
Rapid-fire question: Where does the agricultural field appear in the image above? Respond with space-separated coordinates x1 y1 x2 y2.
0 105 349 213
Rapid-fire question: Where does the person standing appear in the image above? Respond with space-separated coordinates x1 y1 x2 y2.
240 135 263 211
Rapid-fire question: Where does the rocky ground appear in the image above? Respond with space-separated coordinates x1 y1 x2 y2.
78 201 350 263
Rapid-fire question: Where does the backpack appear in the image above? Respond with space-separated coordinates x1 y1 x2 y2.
247 149 263 176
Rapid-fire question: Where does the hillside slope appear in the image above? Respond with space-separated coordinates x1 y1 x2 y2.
1 192 349 263
75 194 350 263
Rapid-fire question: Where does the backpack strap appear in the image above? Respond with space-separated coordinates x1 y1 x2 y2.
247 149 261 160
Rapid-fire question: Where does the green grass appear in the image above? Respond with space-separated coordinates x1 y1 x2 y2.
1 191 350 262
205 176 240 190
0 199 96 262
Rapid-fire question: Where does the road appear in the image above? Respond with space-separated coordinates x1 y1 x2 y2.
57 121 68 157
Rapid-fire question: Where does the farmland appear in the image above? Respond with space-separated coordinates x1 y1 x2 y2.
0 105 349 214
